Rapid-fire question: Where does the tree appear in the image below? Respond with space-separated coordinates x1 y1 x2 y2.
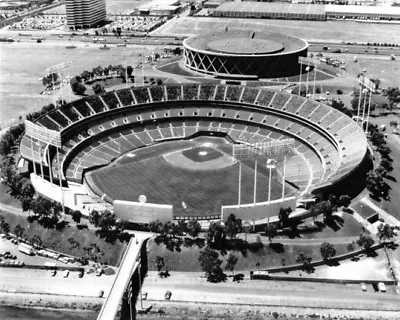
357 233 375 251
187 219 201 238
225 214 242 239
198 247 226 283
68 237 80 250
296 252 314 273
225 253 238 276
380 158 393 173
173 47 182 55
80 70 91 82
370 131 386 147
278 207 292 228
92 83 105 95
376 223 397 242
320 242 336 261
14 224 24 239
338 195 351 208
377 145 391 159
206 222 226 247
83 243 104 263
0 215 10 235
30 234 42 248
89 210 101 227
30 196 62 228
148 220 163 234
386 87 400 107
126 65 133 77
366 170 391 202
264 223 277 243
70 76 86 95
71 210 82 223
154 255 165 272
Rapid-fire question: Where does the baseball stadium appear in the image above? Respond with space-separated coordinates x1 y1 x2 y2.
182 31 308 79
18 83 369 224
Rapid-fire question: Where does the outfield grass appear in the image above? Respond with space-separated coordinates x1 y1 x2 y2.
88 138 294 217
0 210 124 266
147 239 350 272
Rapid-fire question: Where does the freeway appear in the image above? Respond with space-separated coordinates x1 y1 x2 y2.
141 271 400 312
1 29 399 57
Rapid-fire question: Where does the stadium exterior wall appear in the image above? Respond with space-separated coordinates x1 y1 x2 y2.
30 174 79 210
221 196 297 222
183 47 307 79
183 34 308 78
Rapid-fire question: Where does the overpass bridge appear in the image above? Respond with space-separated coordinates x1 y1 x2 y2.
97 234 150 320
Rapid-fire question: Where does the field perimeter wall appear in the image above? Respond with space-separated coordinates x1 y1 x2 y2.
113 200 173 223
221 196 296 221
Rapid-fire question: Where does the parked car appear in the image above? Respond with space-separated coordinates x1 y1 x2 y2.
63 270 70 278
378 282 386 292
50 270 57 277
78 270 84 278
96 268 103 277
98 290 104 298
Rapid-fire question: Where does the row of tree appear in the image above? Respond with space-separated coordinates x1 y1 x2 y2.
366 125 393 202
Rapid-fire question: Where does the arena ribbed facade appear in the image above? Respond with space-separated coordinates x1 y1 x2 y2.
183 31 308 79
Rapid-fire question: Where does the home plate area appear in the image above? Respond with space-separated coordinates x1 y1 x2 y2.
163 143 235 171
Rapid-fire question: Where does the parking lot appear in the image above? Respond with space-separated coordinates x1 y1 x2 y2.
0 235 74 267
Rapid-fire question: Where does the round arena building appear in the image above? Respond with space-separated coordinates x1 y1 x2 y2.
183 30 308 79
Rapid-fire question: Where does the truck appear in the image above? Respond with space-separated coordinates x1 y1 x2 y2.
18 243 34 255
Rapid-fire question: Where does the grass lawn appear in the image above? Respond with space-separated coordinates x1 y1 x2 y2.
147 239 350 272
0 183 21 208
0 210 125 266
294 212 364 239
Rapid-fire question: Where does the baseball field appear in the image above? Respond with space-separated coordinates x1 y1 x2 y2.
86 137 296 217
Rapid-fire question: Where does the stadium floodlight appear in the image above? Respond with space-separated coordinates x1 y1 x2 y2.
47 61 72 103
298 57 321 97
233 139 294 209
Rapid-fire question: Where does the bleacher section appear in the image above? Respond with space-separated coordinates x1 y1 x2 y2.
19 84 368 198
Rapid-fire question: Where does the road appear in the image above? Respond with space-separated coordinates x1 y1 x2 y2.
1 29 400 58
141 271 400 312
0 267 115 297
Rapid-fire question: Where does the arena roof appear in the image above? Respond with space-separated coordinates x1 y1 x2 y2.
215 2 326 15
183 30 307 56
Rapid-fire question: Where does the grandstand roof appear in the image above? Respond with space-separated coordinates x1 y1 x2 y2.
215 2 326 15
325 4 400 14
183 30 307 56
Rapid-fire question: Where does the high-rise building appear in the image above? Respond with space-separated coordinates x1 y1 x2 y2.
66 0 106 29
